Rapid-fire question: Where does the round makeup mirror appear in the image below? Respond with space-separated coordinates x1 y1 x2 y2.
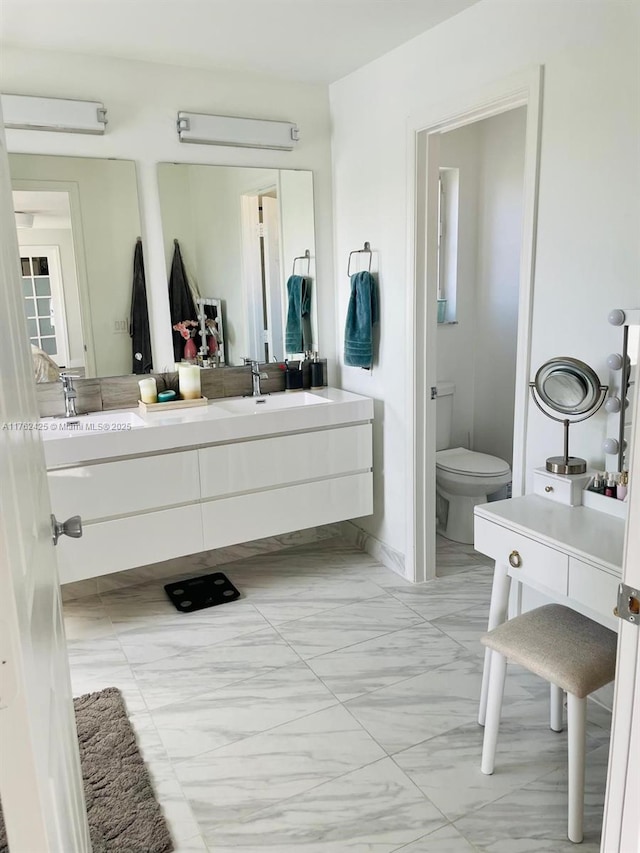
530 357 607 474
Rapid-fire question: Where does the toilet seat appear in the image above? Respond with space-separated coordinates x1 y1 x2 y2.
436 447 511 478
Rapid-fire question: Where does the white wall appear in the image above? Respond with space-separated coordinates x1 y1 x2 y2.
331 0 640 562
436 122 481 452
473 107 527 465
1 46 334 373
436 108 526 466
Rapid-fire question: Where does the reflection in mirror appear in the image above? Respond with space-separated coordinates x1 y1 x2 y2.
157 164 316 366
9 154 143 380
543 371 588 410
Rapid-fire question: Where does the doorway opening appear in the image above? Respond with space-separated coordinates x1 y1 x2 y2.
408 71 542 585
433 108 527 574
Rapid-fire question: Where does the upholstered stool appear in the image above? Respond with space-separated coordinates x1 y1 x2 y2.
480 604 617 843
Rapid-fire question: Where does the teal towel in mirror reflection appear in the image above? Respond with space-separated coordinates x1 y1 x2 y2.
344 271 379 369
285 275 312 353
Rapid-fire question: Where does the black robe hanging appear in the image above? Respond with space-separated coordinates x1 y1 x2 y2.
169 239 197 362
129 238 152 374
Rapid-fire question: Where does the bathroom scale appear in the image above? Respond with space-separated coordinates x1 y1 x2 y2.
164 572 241 613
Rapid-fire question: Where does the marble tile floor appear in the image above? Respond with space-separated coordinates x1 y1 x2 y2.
63 536 611 852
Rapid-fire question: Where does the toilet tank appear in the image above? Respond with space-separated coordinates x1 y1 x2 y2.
436 381 455 451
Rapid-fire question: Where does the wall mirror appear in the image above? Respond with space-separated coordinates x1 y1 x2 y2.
9 154 142 380
157 163 317 366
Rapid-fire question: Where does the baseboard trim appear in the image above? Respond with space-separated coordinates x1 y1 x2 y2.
338 521 406 580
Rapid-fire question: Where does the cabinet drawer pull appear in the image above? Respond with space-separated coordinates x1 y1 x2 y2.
545 485 553 493
509 550 522 568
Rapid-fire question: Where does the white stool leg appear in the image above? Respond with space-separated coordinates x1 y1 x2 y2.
550 683 564 732
481 650 507 775
567 693 587 843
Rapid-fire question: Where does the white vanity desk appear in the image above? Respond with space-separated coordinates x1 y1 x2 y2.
474 494 626 720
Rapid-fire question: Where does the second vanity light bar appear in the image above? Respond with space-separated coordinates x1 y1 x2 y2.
177 111 299 150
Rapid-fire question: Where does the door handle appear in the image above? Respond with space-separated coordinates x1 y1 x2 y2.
51 514 83 546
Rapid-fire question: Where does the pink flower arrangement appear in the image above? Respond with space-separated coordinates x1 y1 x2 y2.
172 320 198 340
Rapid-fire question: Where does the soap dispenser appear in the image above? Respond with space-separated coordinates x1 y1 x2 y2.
310 353 324 389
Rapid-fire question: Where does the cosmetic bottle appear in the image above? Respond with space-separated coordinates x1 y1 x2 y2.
310 353 324 389
616 470 629 501
589 473 604 494
603 474 617 498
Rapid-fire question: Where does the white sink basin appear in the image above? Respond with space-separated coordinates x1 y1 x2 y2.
213 391 329 415
40 410 146 438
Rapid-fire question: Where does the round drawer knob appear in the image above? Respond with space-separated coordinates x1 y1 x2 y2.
508 550 522 569
545 485 554 493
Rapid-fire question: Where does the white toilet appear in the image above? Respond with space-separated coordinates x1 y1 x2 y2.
435 382 511 544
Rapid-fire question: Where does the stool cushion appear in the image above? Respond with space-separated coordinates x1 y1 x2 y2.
481 604 617 699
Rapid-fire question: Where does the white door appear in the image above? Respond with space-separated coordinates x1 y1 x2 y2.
19 245 71 369
0 118 90 850
601 330 640 852
262 195 284 362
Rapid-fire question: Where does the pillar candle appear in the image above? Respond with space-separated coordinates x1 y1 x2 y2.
178 365 201 400
138 377 157 404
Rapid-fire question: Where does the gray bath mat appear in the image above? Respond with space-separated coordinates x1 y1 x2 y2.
0 687 173 852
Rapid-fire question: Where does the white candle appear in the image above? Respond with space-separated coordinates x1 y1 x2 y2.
178 365 201 400
138 377 157 404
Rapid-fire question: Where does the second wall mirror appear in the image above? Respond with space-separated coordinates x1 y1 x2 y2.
157 163 317 366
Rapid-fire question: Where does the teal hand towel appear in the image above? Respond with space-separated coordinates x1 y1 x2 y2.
285 275 312 353
344 271 379 368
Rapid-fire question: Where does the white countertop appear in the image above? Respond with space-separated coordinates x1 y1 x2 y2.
475 494 626 574
41 387 374 468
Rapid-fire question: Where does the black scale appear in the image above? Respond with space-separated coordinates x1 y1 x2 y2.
164 572 241 613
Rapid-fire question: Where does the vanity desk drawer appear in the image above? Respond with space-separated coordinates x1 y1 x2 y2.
474 516 568 596
568 557 620 629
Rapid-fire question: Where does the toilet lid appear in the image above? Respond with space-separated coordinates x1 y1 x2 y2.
436 447 511 477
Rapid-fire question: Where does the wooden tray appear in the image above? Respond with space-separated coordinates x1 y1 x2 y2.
138 396 208 413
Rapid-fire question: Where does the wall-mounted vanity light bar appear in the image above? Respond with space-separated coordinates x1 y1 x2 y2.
177 111 299 150
1 94 107 134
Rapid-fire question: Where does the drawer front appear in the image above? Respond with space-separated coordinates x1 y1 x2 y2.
199 425 372 499
533 471 575 505
202 472 373 550
568 557 620 629
474 516 568 596
48 450 199 522
56 504 203 584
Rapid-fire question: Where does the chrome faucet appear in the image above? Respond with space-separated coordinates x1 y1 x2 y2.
250 361 268 397
59 373 79 418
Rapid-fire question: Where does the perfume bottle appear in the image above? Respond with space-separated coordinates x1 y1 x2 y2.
617 470 629 501
603 474 617 498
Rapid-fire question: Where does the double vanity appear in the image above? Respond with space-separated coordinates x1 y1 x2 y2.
43 388 374 584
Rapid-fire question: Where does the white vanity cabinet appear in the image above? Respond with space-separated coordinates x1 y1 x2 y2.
46 390 374 584
50 451 203 583
198 424 372 550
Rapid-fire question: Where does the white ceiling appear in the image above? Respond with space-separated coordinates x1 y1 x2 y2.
13 190 72 229
0 0 478 84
